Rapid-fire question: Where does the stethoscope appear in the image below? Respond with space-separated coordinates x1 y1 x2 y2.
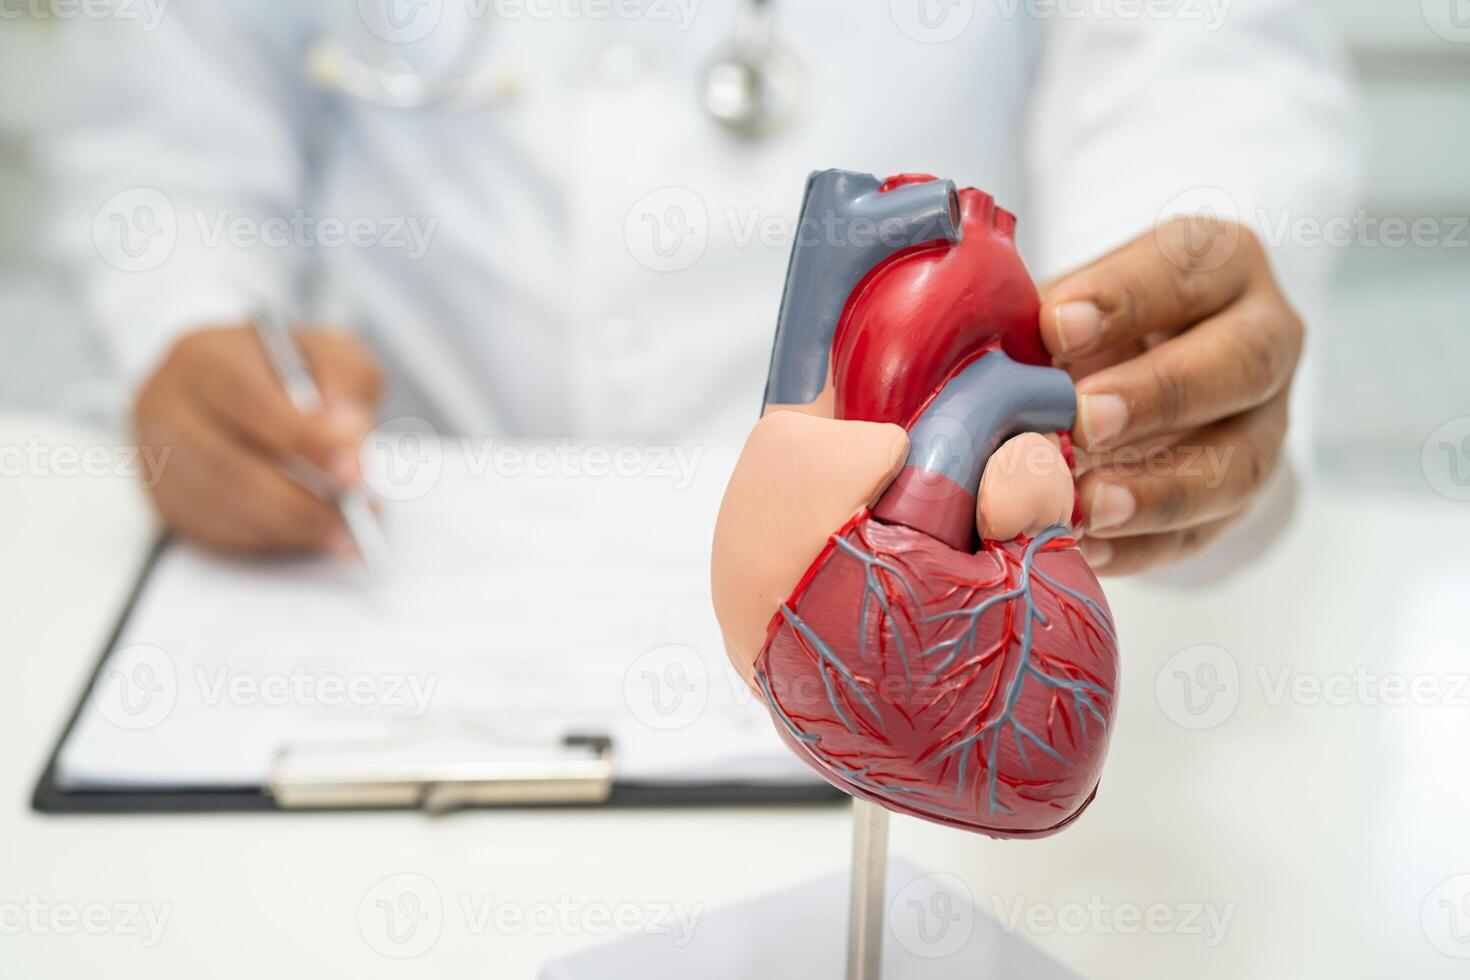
305 0 802 137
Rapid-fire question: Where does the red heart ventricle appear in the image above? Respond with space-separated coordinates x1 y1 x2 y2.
759 514 1116 837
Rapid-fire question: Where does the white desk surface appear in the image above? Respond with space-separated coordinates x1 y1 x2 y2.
4 413 1469 979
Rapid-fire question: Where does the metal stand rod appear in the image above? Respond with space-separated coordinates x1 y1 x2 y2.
845 798 890 980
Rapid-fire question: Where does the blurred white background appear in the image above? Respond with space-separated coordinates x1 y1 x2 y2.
2 0 1466 484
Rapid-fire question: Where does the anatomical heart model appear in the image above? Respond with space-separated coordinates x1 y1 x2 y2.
713 171 1119 838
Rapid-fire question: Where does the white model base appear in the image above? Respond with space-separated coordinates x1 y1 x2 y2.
539 859 1080 980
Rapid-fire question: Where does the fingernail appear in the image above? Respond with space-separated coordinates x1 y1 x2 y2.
329 449 360 490
326 529 357 563
1079 393 1127 448
1089 483 1136 532
1080 537 1113 568
1054 301 1103 355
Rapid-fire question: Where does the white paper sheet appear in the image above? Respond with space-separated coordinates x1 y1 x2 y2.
55 441 814 791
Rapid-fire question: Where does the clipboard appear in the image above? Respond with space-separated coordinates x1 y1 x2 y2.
31 540 842 815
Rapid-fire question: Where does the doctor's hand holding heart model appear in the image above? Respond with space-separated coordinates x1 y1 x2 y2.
50 0 1357 575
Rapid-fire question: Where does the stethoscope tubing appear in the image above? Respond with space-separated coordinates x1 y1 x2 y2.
306 0 799 134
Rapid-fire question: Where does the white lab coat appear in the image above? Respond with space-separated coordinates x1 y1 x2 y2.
47 0 1357 457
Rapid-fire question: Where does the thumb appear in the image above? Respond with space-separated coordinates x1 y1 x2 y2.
297 328 383 488
299 328 384 414
299 327 384 439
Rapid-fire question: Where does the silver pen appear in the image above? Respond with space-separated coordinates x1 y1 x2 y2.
253 306 394 580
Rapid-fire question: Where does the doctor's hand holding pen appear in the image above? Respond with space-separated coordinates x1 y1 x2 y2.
133 325 385 557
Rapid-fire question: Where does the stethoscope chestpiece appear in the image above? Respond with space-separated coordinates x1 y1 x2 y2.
701 0 803 139
306 0 800 131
